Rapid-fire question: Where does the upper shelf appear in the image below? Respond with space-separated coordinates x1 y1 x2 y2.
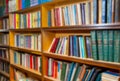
42 23 120 32
10 28 42 33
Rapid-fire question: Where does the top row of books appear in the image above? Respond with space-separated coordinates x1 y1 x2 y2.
0 0 52 16
0 0 120 25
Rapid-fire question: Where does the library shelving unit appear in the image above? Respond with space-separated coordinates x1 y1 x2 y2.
0 13 10 81
0 0 119 81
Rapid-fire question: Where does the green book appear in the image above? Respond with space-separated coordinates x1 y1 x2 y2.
97 31 103 60
103 30 109 61
60 62 67 81
114 30 120 62
108 30 114 62
91 31 98 60
73 65 81 81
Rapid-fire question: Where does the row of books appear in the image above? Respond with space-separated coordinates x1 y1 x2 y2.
0 75 9 81
14 51 42 72
93 0 120 23
48 2 91 26
48 0 120 27
10 11 41 29
48 36 92 58
0 0 8 17
0 18 9 29
91 30 120 62
0 49 9 60
14 69 38 81
0 61 9 73
47 58 120 81
0 34 9 45
15 33 41 51
9 0 52 12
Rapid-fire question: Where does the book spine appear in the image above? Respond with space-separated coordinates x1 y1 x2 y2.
107 0 112 23
93 0 98 23
97 31 104 60
114 30 120 62
101 0 107 23
108 30 114 62
91 31 98 60
103 30 109 61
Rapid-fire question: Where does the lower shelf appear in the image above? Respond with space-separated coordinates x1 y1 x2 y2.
43 52 120 71
0 70 9 78
11 64 42 77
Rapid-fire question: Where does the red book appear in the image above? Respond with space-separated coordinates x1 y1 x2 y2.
52 60 55 78
36 56 38 71
50 38 59 53
27 13 30 28
30 55 33 69
5 0 9 13
55 61 58 78
14 14 16 29
18 0 22 10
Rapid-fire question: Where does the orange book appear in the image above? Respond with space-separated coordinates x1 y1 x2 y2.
78 65 87 80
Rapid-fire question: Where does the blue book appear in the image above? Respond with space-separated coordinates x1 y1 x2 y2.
86 68 96 81
14 52 17 64
95 73 101 81
37 11 41 27
22 0 25 9
70 36 73 56
101 0 107 23
81 4 85 24
66 6 70 25
73 36 79 57
104 71 120 76
93 0 98 24
107 0 112 23
66 62 75 81
48 11 51 27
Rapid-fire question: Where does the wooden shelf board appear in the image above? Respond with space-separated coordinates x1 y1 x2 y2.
0 14 9 19
0 45 10 48
0 29 9 33
11 64 41 77
43 23 120 32
44 76 59 81
10 28 41 32
43 52 120 71
10 46 42 55
0 57 9 62
11 5 41 13
0 70 9 78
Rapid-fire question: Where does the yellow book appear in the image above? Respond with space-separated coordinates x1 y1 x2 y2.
16 0 18 10
16 14 20 29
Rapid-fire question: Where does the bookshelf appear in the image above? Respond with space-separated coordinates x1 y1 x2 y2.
0 0 120 81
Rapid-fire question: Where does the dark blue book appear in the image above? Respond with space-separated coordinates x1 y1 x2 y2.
86 68 96 81
81 3 85 24
101 0 107 23
107 0 112 23
73 36 79 57
95 73 102 81
103 71 120 76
